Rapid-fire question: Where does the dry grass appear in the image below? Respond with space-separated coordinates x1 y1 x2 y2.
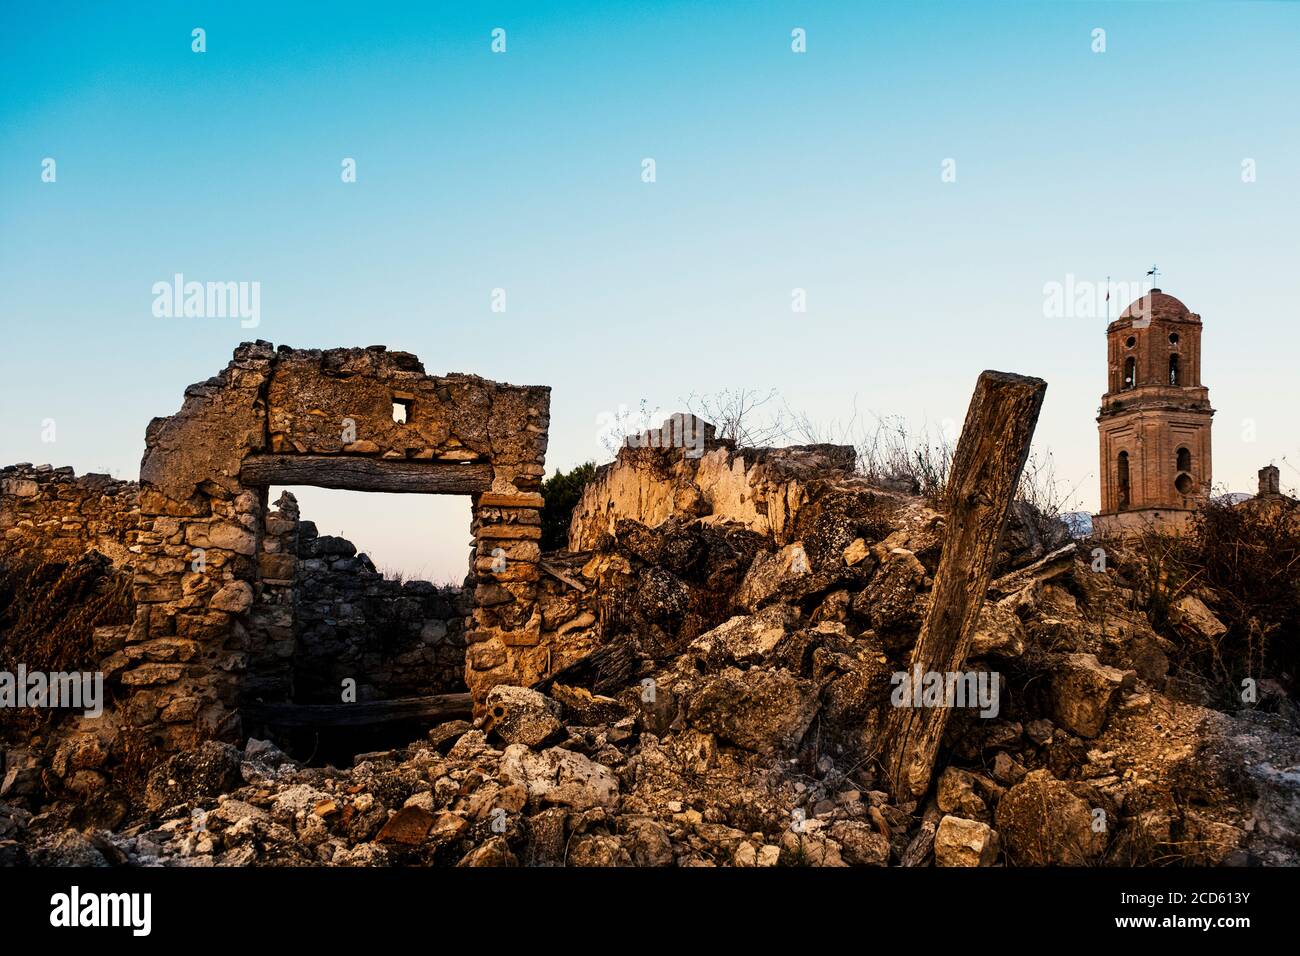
0 551 133 736
1107 495 1300 706
684 388 789 449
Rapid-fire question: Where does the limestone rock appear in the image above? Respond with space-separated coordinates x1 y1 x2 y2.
828 819 890 866
970 600 1026 658
29 829 108 867
569 834 632 866
686 666 819 756
121 663 184 686
485 685 563 748
628 819 674 866
500 744 619 810
991 751 1026 784
548 684 627 725
734 542 812 611
145 741 243 811
429 811 470 845
1128 628 1173 684
1050 653 1136 738
457 836 517 866
934 815 1000 866
568 438 856 549
780 829 847 867
852 548 926 637
734 842 781 866
51 735 108 777
995 769 1107 865
188 522 257 556
842 537 870 567
1 478 39 497
210 580 254 613
1168 594 1227 643
688 604 796 668
936 767 988 819
375 806 435 845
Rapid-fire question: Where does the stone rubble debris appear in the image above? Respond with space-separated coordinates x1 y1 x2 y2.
3 412 1299 868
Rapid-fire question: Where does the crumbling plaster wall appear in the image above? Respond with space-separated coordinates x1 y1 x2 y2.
567 427 858 551
126 341 550 753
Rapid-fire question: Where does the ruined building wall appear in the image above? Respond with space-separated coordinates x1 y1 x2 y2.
287 518 469 703
125 341 549 755
1 451 479 791
568 425 858 551
0 473 469 714
0 465 141 570
2 343 550 765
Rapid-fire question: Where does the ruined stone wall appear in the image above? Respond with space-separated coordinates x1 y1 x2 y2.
0 465 141 570
289 517 468 703
125 342 550 754
568 429 857 551
241 487 468 705
1 342 551 763
241 494 470 712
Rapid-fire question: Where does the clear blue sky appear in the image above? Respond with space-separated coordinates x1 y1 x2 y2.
3 1 1298 578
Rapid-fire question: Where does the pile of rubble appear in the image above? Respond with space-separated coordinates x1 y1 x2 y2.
6 440 1299 867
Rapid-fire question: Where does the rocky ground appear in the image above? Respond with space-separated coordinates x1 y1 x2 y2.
4 471 1299 867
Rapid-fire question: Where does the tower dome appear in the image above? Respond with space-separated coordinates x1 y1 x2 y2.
1112 289 1197 328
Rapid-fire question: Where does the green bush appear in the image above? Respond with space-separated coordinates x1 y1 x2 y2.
540 462 597 552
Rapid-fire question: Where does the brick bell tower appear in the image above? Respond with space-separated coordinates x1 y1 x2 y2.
1094 288 1214 536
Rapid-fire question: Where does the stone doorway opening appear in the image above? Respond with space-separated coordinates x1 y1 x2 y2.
274 486 473 585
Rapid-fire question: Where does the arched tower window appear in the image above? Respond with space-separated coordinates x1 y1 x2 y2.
1123 356 1136 390
1169 354 1180 386
1117 451 1130 509
1175 446 1193 495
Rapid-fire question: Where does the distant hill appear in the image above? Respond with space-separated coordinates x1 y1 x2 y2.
1214 492 1254 506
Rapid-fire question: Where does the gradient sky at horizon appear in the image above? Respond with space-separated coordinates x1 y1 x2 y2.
3 1 1298 579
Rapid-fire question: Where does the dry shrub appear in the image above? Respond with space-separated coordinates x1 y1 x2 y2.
1015 449 1082 545
784 406 953 498
684 388 789 449
858 416 953 499
0 551 134 735
1120 497 1300 704
1181 498 1300 698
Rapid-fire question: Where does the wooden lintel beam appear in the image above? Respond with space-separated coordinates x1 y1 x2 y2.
239 455 491 495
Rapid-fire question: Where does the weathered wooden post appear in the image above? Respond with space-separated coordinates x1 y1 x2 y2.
884 370 1047 799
